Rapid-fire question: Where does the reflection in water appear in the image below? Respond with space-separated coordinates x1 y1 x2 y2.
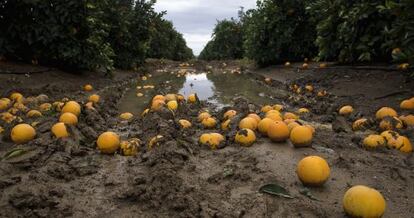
118 72 281 115
178 73 214 100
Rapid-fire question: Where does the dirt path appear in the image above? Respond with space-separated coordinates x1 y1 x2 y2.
0 60 413 217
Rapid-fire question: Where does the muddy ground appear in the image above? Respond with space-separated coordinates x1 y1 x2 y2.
0 59 413 218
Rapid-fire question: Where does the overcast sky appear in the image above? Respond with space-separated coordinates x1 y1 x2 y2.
154 0 257 56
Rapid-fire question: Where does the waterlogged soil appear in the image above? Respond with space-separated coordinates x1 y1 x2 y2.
0 59 413 217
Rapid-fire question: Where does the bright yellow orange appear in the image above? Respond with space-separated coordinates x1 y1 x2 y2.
11 123 36 144
97 132 120 154
88 94 100 104
339 105 353 116
290 126 313 147
51 122 69 138
59 112 78 125
62 101 81 116
296 156 330 186
267 121 289 142
239 117 258 131
343 185 386 218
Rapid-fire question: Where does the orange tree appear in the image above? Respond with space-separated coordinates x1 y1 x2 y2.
0 0 192 71
309 0 413 64
0 0 114 71
199 19 244 60
147 15 193 61
242 0 317 66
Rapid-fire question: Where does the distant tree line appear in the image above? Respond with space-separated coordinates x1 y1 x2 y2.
199 0 413 66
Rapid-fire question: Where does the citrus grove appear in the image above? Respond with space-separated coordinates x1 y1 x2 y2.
1 61 413 216
0 0 413 217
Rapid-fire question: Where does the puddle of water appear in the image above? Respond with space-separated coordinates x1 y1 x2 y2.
118 72 282 115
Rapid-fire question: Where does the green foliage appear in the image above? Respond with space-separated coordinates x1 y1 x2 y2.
309 0 394 62
243 0 317 66
104 0 157 69
199 19 244 60
0 0 114 71
147 16 194 61
0 0 193 71
309 0 414 63
379 0 414 64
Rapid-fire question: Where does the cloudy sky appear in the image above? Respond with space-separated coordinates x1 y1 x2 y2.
154 0 257 56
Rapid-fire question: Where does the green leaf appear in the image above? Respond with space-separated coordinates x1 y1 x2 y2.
3 149 27 160
259 183 294 199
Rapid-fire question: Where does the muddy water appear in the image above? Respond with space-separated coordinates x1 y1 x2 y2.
118 72 280 114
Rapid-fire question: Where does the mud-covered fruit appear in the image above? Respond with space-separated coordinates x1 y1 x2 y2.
239 117 258 131
11 123 36 144
352 118 368 131
343 185 386 218
0 99 10 110
221 119 231 131
62 101 81 116
267 121 290 142
148 135 164 149
296 156 330 186
97 132 120 154
235 129 256 146
363 135 386 149
290 126 313 147
59 112 78 125
198 112 211 122
178 119 192 129
10 92 23 102
39 103 52 111
199 133 224 149
209 133 225 149
339 105 353 116
27 110 42 118
120 139 140 156
305 85 313 93
379 116 403 130
223 110 237 120
119 112 133 120
376 107 397 120
397 136 412 153
51 122 69 138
